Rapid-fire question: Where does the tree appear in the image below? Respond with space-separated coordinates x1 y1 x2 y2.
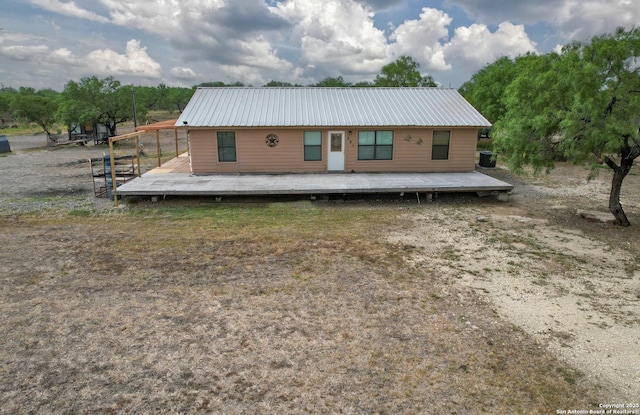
11 87 59 134
0 89 15 124
353 81 374 88
459 56 523 123
163 86 195 113
263 80 303 87
374 56 436 87
197 81 245 87
494 28 640 226
57 76 132 136
311 76 351 87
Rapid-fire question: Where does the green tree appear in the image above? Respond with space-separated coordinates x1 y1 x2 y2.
311 76 351 87
0 89 14 121
57 76 132 136
11 87 59 135
263 80 303 87
494 28 640 226
197 81 245 87
163 86 195 113
374 56 436 87
459 56 524 123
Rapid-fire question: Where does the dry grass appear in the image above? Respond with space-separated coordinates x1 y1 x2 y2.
0 200 601 414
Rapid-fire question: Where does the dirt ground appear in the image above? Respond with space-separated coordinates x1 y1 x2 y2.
389 164 640 402
0 133 638 413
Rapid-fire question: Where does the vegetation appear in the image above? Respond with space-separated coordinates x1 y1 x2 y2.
374 55 437 87
460 28 640 226
57 76 133 136
2 55 437 135
311 76 351 87
459 56 522 123
10 87 59 135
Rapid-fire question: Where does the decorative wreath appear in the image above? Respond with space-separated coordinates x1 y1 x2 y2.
265 133 279 147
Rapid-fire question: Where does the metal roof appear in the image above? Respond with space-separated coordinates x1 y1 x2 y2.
176 87 491 128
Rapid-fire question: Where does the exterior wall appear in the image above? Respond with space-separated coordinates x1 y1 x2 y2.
345 128 477 173
189 128 326 174
188 127 478 174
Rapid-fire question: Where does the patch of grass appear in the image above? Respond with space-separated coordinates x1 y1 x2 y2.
0 122 55 136
69 209 93 217
557 367 585 385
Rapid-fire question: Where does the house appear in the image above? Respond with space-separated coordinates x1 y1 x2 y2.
176 87 491 174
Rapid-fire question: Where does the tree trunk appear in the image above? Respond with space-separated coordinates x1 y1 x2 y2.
606 156 632 227
107 121 118 137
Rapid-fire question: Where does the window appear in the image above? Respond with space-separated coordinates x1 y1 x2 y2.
217 131 236 162
358 130 393 160
432 130 450 160
304 131 322 161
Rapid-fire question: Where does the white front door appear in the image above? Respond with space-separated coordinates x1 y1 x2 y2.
327 131 345 171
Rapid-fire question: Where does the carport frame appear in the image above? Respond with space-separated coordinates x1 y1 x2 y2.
107 120 180 207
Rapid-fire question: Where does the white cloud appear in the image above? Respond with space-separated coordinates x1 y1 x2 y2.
233 35 293 71
47 47 82 65
170 66 197 79
0 37 162 80
217 64 267 86
85 39 162 78
272 0 388 75
447 0 640 42
385 8 536 84
29 0 109 23
101 0 202 35
444 22 537 67
552 0 640 40
0 44 50 60
388 8 453 71
15 0 629 89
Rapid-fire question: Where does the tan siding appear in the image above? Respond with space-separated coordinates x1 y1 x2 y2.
189 130 217 173
442 129 477 172
345 128 477 172
189 127 478 173
189 128 326 173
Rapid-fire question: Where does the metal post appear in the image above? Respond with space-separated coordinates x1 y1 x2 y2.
108 138 118 207
156 130 161 167
135 135 141 177
131 86 138 129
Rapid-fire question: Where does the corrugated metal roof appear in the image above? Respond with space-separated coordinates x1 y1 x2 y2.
176 87 491 128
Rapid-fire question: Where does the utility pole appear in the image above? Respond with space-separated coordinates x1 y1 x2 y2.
131 85 138 128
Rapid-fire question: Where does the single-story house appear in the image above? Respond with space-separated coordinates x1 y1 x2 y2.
175 87 491 174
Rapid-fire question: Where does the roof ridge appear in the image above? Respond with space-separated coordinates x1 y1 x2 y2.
195 86 456 90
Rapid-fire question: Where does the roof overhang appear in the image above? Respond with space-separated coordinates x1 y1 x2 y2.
135 119 179 131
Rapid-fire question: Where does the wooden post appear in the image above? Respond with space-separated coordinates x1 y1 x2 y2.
156 130 161 167
175 128 179 158
135 135 141 177
108 138 118 207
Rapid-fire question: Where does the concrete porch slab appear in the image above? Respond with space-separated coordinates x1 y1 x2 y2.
114 171 513 197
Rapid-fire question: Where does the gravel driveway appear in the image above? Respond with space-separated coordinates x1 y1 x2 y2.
0 135 114 214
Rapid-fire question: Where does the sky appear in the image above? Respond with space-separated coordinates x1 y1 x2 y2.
0 0 638 91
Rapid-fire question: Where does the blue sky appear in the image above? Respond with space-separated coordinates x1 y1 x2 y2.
1 0 638 90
